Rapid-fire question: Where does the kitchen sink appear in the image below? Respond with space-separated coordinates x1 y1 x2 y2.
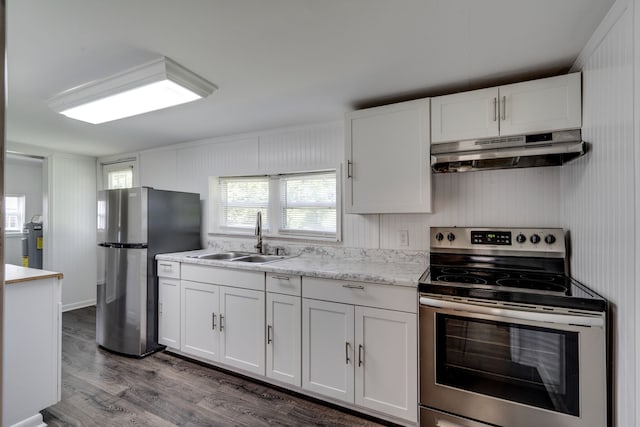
186 252 287 263
189 251 251 260
230 254 286 263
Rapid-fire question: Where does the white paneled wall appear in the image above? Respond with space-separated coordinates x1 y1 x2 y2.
563 3 635 426
135 121 563 251
48 153 97 311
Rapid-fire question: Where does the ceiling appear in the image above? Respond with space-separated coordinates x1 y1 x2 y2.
7 0 614 157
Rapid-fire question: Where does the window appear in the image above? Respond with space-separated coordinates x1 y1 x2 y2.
102 160 135 189
279 172 336 237
5 195 26 233
210 170 338 240
217 176 270 232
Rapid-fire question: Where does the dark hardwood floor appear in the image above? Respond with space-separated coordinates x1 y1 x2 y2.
42 307 387 426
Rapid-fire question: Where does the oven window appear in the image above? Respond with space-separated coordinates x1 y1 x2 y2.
435 314 579 416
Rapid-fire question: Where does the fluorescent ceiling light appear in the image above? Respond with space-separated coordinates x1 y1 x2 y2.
48 56 217 124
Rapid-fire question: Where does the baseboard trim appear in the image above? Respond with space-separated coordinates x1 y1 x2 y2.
62 299 95 312
8 413 46 427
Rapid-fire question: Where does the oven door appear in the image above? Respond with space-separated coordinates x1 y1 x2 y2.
419 296 606 427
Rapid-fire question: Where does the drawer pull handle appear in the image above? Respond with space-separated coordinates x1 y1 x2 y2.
159 263 172 268
358 344 364 367
271 276 290 281
211 312 216 330
267 325 273 344
342 284 365 290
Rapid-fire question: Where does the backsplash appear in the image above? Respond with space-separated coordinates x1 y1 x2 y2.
206 237 428 265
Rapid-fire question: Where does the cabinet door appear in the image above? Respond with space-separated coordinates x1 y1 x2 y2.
431 87 500 143
158 278 180 349
266 293 301 386
302 299 355 402
219 286 265 375
345 98 431 214
499 72 581 136
180 280 219 361
355 307 417 422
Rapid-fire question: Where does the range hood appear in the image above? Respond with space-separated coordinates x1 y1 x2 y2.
431 129 585 173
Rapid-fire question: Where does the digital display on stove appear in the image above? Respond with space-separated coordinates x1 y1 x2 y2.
471 230 512 245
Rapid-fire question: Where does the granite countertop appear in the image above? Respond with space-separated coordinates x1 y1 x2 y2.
157 250 427 287
5 264 64 285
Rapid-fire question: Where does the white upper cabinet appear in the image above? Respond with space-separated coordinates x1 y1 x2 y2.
431 87 499 142
345 98 432 214
431 72 582 144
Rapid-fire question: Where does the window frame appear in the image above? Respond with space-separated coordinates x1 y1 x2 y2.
101 159 137 190
5 194 27 235
209 169 341 242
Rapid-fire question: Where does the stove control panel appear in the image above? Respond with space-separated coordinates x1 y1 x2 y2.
431 227 565 255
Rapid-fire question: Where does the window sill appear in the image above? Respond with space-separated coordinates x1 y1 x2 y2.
5 233 25 238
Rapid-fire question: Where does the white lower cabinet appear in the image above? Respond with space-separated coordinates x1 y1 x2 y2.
163 263 417 424
266 292 301 386
302 277 418 423
180 280 265 374
181 280 220 361
302 299 355 402
158 278 181 349
219 286 265 374
355 306 417 421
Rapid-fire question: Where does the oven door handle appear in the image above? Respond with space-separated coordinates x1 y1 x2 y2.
419 297 604 327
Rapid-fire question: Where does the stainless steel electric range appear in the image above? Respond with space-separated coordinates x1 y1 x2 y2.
418 227 608 427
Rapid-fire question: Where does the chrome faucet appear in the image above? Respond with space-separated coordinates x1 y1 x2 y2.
254 211 264 254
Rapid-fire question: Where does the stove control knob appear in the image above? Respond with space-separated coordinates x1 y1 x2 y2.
435 232 444 242
447 232 456 242
516 233 526 244
530 234 541 244
545 234 556 245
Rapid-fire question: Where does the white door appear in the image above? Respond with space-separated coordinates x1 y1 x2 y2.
180 280 219 361
345 98 431 214
302 299 355 402
219 286 265 375
431 87 500 143
158 278 180 349
499 72 581 136
355 307 418 422
266 293 301 386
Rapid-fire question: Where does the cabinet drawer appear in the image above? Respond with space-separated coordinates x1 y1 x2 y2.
302 277 416 313
266 273 302 296
182 263 264 291
157 261 180 278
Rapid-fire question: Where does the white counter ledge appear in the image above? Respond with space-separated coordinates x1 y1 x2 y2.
156 250 426 287
5 263 64 284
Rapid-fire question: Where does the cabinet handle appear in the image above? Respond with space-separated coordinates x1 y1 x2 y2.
342 284 364 290
159 263 172 269
492 97 497 122
267 325 273 344
345 342 351 365
159 302 163 316
358 344 364 367
220 315 225 331
347 160 353 178
271 275 290 281
501 96 506 121
211 312 216 330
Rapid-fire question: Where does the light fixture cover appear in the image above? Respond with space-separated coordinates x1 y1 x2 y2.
48 56 217 124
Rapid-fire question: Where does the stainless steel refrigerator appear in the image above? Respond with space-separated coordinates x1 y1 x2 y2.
96 187 201 357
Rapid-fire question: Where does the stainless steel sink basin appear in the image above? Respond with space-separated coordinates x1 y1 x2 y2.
189 251 251 260
231 255 286 263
